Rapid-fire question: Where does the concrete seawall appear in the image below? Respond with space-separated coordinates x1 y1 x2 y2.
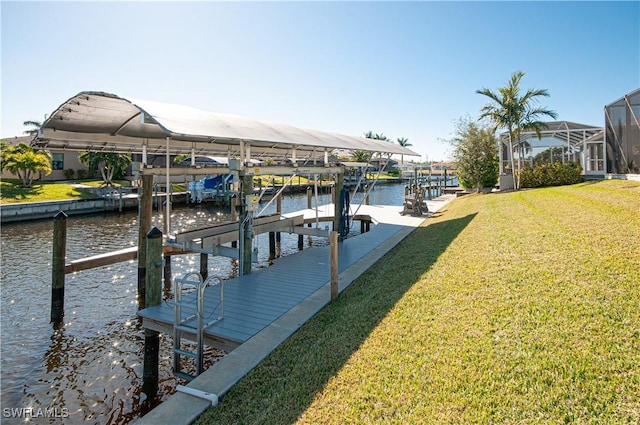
0 193 189 223
0 198 134 223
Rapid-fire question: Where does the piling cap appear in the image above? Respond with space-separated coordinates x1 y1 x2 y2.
53 210 68 219
147 227 163 239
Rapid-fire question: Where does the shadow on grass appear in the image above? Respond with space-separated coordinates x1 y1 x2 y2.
197 213 477 425
0 183 44 201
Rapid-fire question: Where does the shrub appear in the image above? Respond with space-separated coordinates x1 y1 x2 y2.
388 169 400 177
63 169 75 180
76 169 87 179
518 162 583 188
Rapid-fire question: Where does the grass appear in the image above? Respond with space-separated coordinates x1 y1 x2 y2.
0 179 139 204
195 180 640 424
0 179 97 204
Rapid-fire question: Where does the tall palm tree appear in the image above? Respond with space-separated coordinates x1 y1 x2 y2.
396 137 411 167
23 120 43 136
364 131 389 141
351 150 371 162
364 131 392 170
476 71 557 190
78 151 132 186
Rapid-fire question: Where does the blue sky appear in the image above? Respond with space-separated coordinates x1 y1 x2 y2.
2 1 638 161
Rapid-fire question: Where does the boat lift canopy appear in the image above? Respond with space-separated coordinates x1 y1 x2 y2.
34 91 420 159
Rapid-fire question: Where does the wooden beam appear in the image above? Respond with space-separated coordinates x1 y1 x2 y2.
65 245 193 274
245 165 344 175
65 247 138 274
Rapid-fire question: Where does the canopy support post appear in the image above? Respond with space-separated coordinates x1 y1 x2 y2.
164 136 171 236
333 169 344 241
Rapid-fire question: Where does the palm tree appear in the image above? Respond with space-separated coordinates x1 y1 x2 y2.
476 71 557 190
78 151 132 186
396 137 411 167
23 120 42 136
364 131 392 171
364 131 390 141
351 150 371 162
0 141 52 187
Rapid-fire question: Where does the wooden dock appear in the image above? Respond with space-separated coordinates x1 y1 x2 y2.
137 204 427 351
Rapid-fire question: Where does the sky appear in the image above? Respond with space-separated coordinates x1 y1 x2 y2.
1 1 639 162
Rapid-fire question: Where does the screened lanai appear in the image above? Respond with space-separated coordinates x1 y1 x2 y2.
498 121 604 181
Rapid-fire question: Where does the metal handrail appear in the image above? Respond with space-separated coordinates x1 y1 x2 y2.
173 272 224 377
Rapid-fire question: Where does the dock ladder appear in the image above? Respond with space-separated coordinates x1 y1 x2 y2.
173 272 224 380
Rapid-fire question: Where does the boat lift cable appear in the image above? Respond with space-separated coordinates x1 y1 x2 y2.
349 152 390 231
314 173 319 229
256 173 298 217
349 156 374 201
340 188 350 238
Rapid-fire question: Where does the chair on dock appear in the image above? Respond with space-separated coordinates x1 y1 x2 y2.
402 186 428 216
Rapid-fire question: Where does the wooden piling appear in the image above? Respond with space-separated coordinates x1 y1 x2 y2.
333 173 344 239
143 227 162 397
138 174 153 309
241 174 253 275
51 211 68 325
163 254 172 291
230 194 238 220
231 195 238 248
330 231 338 301
275 192 282 242
307 186 312 209
269 232 276 260
200 253 209 280
298 234 304 251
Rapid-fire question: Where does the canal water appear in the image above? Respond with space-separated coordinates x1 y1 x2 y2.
0 184 406 424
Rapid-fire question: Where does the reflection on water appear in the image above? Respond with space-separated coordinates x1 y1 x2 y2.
0 185 403 424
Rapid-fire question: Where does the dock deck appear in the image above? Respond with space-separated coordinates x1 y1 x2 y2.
133 197 455 425
137 202 436 351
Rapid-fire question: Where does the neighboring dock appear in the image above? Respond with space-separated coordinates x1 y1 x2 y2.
133 195 454 425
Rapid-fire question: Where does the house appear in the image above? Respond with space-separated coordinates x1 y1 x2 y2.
1 135 91 181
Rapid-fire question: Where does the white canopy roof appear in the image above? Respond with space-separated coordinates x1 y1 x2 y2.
35 91 419 159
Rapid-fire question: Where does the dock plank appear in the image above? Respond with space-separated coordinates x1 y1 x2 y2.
137 205 424 351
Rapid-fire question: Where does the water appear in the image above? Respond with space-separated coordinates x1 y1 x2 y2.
0 184 405 424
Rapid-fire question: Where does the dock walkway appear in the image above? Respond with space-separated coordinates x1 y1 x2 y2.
133 196 455 425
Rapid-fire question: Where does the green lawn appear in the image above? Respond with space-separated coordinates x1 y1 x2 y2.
0 179 98 203
0 179 183 204
196 180 640 424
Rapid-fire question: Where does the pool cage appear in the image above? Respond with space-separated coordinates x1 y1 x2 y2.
605 88 640 175
498 121 604 189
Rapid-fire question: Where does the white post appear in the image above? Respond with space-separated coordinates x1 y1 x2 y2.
165 136 171 235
